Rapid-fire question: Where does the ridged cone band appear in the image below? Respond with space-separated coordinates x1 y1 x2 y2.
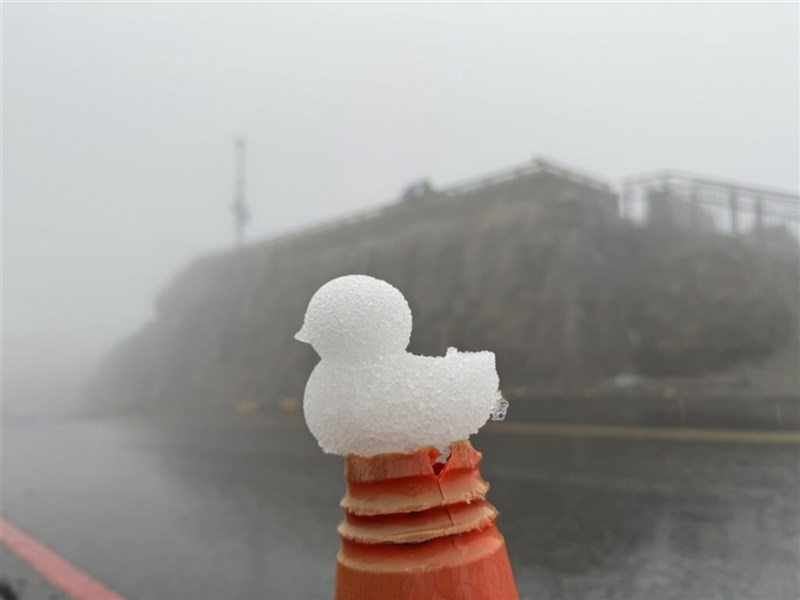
336 441 519 600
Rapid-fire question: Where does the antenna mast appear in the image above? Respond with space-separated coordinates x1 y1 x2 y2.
232 136 250 246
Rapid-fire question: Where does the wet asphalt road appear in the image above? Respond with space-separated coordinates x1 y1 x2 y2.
2 415 799 600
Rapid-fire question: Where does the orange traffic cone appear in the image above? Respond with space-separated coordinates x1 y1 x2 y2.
336 440 519 600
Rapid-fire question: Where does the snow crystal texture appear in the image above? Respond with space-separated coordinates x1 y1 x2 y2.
296 274 507 457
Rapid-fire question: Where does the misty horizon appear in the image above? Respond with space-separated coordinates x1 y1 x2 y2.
3 2 798 414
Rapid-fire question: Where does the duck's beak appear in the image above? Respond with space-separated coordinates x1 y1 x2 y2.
294 327 310 343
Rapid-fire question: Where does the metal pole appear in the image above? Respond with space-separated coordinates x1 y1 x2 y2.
690 185 699 230
620 183 630 219
755 195 764 234
232 136 249 246
729 188 739 235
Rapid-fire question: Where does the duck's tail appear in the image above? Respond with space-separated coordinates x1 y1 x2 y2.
491 393 509 421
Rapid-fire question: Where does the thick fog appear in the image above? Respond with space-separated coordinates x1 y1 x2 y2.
3 3 798 415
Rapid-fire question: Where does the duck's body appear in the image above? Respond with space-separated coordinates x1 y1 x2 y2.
304 349 502 456
297 275 506 457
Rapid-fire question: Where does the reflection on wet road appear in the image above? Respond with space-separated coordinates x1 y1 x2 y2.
3 416 799 600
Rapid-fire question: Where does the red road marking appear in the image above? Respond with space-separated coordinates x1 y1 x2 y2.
0 517 126 600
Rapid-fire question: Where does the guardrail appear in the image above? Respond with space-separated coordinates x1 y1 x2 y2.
441 157 613 197
256 161 798 248
621 170 800 239
261 156 614 247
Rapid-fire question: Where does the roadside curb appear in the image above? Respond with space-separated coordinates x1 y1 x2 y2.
505 394 800 432
1 542 68 600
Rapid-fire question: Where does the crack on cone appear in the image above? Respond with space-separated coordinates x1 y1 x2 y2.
431 449 457 528
336 441 519 599
430 448 450 477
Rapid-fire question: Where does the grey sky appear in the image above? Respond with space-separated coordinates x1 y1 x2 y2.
3 3 798 410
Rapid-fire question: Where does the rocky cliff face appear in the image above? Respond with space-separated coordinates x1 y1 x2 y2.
86 171 799 414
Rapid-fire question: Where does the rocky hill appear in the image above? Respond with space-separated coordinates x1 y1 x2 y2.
86 164 799 414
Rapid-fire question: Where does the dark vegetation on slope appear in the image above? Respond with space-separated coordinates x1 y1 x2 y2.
86 174 799 413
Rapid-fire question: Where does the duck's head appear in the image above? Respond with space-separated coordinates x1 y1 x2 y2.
295 274 412 360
